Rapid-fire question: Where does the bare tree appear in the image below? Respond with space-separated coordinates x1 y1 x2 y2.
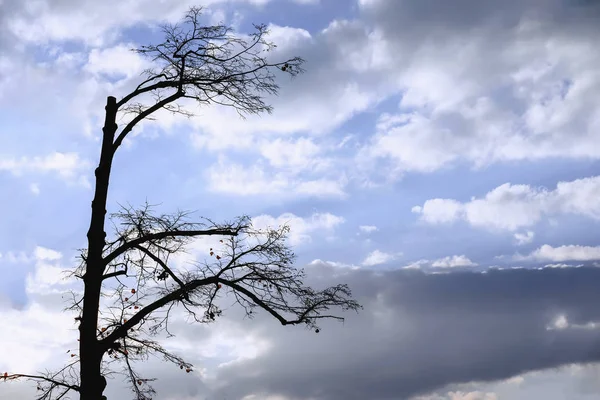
1 7 360 400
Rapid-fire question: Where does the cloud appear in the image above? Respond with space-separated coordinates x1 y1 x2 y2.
206 157 347 199
185 20 394 151
204 265 600 400
3 0 261 47
2 1 600 399
309 259 360 269
5 252 600 400
414 392 498 400
251 212 345 246
514 231 535 246
361 249 399 266
33 246 63 261
84 43 151 81
358 225 378 234
0 247 79 379
412 200 462 225
522 244 600 262
355 0 600 177
0 152 91 186
431 255 477 268
29 183 40 195
258 137 327 171
413 176 600 231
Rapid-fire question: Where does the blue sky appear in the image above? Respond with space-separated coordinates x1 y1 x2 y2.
1 0 600 399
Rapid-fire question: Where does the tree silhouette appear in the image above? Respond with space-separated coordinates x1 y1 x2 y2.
1 6 361 400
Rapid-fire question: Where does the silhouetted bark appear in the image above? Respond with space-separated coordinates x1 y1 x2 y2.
2 6 360 400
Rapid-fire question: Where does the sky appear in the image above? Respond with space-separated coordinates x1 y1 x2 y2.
1 0 600 399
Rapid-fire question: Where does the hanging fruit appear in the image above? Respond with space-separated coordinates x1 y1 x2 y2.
131 289 136 294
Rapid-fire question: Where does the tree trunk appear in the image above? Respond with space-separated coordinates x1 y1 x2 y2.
79 96 118 400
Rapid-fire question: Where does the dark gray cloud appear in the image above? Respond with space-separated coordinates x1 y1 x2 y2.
203 264 600 399
360 0 600 36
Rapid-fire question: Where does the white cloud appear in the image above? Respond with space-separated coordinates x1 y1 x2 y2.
402 259 430 270
449 392 498 400
0 302 76 373
0 152 91 186
2 251 32 263
251 212 344 246
295 178 347 198
355 5 600 177
362 249 399 266
259 137 324 171
431 255 477 268
412 198 462 224
206 159 289 196
206 157 347 199
414 175 600 231
514 231 535 246
413 392 498 400
185 21 393 152
358 225 378 234
522 244 600 262
5 0 256 47
84 43 150 80
309 259 360 269
542 263 582 269
29 183 40 195
33 246 62 261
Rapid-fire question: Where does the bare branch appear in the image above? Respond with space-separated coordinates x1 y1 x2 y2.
1 362 81 400
109 6 304 152
103 226 245 267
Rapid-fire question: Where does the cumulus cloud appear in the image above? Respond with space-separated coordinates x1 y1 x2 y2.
521 244 600 262
414 392 498 400
251 212 345 246
206 157 347 199
0 246 78 380
358 225 378 234
29 183 40 195
514 231 535 246
259 137 324 170
431 255 477 268
309 259 360 269
33 246 63 261
356 0 600 177
84 43 151 80
3 0 255 47
413 176 600 231
0 152 91 186
361 249 399 266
